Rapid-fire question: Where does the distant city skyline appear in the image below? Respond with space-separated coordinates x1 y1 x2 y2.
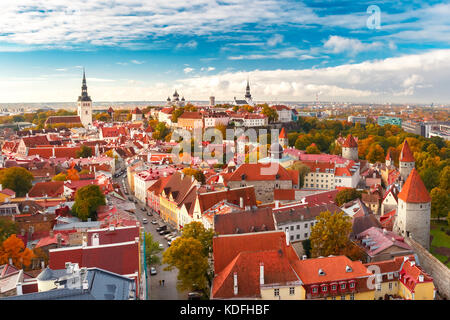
1 1 450 103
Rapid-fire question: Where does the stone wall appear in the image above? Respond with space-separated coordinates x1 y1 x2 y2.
405 236 450 299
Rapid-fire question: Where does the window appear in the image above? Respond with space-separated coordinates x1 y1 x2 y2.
322 286 328 292
304 233 308 238
340 295 345 300
349 282 355 288
340 283 346 290
376 284 381 291
389 283 393 290
274 288 280 297
296 234 300 240
290 226 294 231
289 287 295 295
296 225 300 230
331 285 337 291
304 223 308 228
312 287 318 293
350 293 355 300
290 235 294 241
331 296 336 300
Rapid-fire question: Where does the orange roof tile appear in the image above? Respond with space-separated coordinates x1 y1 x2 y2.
398 168 431 203
342 134 358 148
399 140 415 162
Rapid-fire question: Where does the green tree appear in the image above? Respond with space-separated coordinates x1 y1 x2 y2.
144 232 163 265
171 108 185 123
310 210 352 258
430 187 450 219
419 167 440 191
180 221 215 257
335 188 362 206
71 185 106 221
0 219 18 242
290 161 310 188
367 144 385 163
439 166 450 191
182 168 206 184
261 105 278 123
52 173 67 181
0 167 34 197
76 145 93 158
306 144 320 154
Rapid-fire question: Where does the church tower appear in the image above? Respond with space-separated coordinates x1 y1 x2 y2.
341 134 358 161
279 127 288 149
399 140 415 181
394 168 431 249
77 69 93 128
244 79 253 105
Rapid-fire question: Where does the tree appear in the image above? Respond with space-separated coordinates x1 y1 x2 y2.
261 105 278 123
52 173 67 181
171 108 185 123
71 185 106 221
162 222 215 296
76 145 93 158
66 166 80 181
95 112 110 122
439 166 450 191
144 232 163 266
310 210 352 258
290 161 310 188
419 167 440 191
335 188 362 206
163 237 210 295
430 187 450 219
306 144 320 154
182 168 205 184
0 234 35 269
0 167 34 197
0 219 18 242
367 144 385 163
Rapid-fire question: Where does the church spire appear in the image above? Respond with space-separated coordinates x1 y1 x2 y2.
245 78 252 99
78 68 91 102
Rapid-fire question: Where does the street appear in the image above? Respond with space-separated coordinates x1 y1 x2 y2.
113 171 188 300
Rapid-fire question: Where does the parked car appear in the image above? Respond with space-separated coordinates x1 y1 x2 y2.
187 292 203 300
147 211 153 217
150 267 157 275
151 219 158 225
156 225 167 232
158 243 164 249
159 229 171 236
142 218 148 224
164 233 173 240
141 207 146 212
128 197 133 201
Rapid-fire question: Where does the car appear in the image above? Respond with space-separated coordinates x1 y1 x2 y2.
128 197 133 201
187 292 203 300
147 211 153 217
141 207 146 212
142 218 148 224
167 234 177 241
150 267 157 275
159 229 171 236
133 200 137 204
164 233 172 240
151 219 158 225
158 243 164 249
156 225 167 232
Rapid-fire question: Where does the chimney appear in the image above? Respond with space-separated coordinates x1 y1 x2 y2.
233 272 238 295
259 263 264 285
57 233 62 248
302 255 307 260
418 275 424 282
383 228 387 235
41 260 45 269
9 258 13 265
240 197 244 209
285 230 290 246
275 200 280 209
16 282 23 296
82 235 87 247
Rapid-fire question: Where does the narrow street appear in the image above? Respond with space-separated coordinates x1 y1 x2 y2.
114 172 188 300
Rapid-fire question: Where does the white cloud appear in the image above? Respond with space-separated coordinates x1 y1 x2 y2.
323 36 382 56
267 34 283 47
176 40 198 49
130 60 145 64
183 67 194 74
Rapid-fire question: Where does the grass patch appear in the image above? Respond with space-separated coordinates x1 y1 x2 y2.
430 222 450 248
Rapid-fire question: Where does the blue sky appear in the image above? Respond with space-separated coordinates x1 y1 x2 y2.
0 0 449 103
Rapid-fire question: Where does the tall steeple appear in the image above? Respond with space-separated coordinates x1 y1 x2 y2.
245 79 252 100
77 68 93 128
78 68 91 102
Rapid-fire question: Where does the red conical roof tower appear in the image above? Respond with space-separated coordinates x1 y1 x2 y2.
398 168 431 203
342 134 358 148
279 127 287 139
399 140 414 162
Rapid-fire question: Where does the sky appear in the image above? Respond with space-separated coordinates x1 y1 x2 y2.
0 0 450 104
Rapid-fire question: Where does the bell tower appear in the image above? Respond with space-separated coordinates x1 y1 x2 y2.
77 68 93 128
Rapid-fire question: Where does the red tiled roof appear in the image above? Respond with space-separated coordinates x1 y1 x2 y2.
213 230 299 274
398 168 431 203
292 255 371 285
198 186 256 213
49 240 140 276
212 250 300 299
131 107 142 114
178 111 203 119
28 181 64 197
225 163 295 182
342 134 358 148
214 207 275 235
21 136 50 148
399 140 415 162
87 225 140 246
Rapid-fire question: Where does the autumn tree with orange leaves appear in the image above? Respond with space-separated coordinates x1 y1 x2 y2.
0 234 35 268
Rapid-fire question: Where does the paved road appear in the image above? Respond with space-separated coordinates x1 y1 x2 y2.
114 172 188 300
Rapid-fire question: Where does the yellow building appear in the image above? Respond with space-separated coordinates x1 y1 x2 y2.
0 187 15 202
365 255 436 300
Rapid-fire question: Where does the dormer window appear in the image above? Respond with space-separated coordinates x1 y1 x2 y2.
318 269 325 276
346 265 352 272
